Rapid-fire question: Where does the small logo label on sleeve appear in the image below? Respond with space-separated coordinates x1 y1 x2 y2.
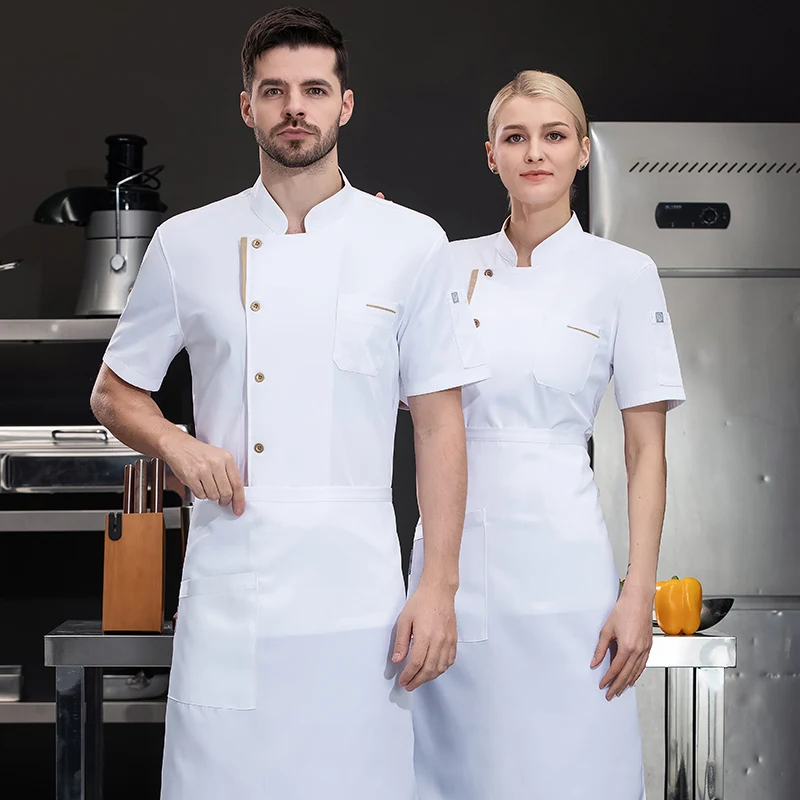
652 311 667 324
451 291 460 304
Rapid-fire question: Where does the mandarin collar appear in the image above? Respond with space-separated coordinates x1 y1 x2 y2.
249 170 354 234
495 212 583 267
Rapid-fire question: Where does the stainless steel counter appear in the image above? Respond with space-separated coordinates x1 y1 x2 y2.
46 620 174 667
43 621 736 800
0 319 117 343
0 507 183 532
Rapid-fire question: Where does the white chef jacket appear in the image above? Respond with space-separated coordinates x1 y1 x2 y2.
103 173 490 486
455 213 685 439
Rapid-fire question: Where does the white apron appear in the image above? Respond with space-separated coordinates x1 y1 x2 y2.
409 215 685 800
101 175 489 800
162 486 413 800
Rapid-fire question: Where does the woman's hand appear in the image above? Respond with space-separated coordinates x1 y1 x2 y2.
591 583 654 700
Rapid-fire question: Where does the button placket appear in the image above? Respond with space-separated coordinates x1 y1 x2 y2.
245 238 267 468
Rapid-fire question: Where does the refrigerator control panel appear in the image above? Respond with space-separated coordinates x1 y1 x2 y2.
655 202 731 229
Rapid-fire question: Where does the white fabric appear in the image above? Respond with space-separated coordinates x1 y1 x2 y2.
104 173 489 486
163 490 412 800
409 214 685 800
102 174 490 800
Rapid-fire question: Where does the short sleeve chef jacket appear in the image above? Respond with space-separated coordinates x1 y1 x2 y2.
452 213 685 439
103 174 490 486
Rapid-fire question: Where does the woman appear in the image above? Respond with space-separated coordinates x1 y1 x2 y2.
408 71 685 800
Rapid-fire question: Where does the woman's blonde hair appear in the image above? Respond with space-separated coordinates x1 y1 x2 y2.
487 70 587 143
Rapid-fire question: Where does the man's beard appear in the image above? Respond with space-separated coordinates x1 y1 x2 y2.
255 117 340 169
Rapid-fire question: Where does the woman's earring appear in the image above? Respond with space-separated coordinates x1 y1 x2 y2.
578 163 588 171
490 165 498 174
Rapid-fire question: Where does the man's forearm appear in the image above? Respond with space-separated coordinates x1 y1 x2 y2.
414 417 467 591
90 365 189 460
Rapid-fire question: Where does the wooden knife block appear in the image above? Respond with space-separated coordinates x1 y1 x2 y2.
102 512 165 633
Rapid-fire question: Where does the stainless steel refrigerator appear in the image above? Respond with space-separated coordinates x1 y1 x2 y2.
589 122 800 800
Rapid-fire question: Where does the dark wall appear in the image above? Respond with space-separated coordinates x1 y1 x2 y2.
2 2 796 318
0 2 796 798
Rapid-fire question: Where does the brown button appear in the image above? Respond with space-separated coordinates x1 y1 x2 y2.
484 269 494 277
252 239 262 249
254 372 265 383
253 442 264 454
474 318 481 328
250 301 261 312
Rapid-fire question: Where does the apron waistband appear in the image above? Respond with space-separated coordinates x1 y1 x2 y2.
466 427 588 446
243 486 392 503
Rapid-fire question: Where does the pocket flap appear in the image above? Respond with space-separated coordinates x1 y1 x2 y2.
533 317 601 395
179 571 257 599
337 293 399 325
565 322 601 339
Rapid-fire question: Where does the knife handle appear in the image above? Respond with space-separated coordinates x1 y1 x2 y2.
123 464 134 514
134 458 148 514
151 458 166 513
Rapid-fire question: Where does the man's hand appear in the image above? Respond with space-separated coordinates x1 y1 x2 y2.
162 432 245 516
90 365 246 515
392 581 457 691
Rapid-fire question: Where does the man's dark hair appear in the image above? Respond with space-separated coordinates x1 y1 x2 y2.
241 7 349 94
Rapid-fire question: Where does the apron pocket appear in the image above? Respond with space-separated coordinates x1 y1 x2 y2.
408 509 488 643
169 571 257 709
333 293 398 376
532 318 600 395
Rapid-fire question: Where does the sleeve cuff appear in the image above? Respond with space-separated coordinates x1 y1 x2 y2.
102 353 165 393
616 386 686 412
402 364 491 404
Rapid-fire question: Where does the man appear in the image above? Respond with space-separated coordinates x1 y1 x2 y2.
90 7 489 800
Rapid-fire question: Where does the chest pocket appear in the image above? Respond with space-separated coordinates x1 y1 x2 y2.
532 318 601 395
333 294 398 376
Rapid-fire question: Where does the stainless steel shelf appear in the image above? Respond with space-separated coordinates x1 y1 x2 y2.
0 508 182 532
649 630 736 668
0 700 165 724
0 318 117 343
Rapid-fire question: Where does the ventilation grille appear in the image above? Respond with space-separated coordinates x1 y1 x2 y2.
628 161 800 175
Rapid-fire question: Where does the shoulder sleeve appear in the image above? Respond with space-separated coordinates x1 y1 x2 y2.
102 230 185 391
612 261 686 411
398 235 490 405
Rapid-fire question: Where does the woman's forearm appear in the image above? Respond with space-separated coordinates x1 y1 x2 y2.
624 442 666 594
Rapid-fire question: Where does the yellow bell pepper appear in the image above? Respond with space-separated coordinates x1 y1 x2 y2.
655 576 703 636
